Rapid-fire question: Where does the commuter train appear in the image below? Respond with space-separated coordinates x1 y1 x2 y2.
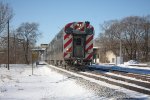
45 21 94 66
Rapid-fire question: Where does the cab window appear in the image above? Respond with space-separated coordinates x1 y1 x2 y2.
76 38 81 45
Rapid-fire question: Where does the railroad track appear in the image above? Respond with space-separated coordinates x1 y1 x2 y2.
91 71 150 88
87 66 150 82
79 71 150 95
112 71 150 82
47 64 150 95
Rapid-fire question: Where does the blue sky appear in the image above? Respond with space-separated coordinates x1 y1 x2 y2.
2 0 150 46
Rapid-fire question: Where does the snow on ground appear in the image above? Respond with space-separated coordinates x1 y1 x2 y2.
0 64 150 100
0 64 99 100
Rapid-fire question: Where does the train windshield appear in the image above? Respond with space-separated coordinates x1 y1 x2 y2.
76 38 81 45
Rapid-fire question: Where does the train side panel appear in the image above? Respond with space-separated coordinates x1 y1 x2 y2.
46 30 64 65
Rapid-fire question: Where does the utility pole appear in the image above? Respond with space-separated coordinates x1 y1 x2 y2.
32 52 33 75
7 20 10 70
145 23 149 62
120 38 122 63
117 33 123 65
14 33 16 64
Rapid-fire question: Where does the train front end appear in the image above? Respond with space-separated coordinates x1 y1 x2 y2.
63 21 94 65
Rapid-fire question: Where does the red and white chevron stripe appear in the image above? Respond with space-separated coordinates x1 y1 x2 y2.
63 33 72 58
85 34 93 60
65 22 74 30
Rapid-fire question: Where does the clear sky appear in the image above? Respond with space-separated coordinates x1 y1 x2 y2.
1 0 150 46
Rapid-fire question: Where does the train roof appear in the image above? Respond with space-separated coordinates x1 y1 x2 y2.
64 21 94 35
65 21 94 29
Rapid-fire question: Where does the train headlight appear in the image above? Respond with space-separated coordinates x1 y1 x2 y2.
66 48 69 51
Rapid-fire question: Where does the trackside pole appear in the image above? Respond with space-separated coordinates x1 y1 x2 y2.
32 53 34 75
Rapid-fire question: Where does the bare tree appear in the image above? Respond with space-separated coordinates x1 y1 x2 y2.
16 22 41 64
0 2 13 65
98 15 150 62
0 30 24 64
142 15 150 61
0 2 13 34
